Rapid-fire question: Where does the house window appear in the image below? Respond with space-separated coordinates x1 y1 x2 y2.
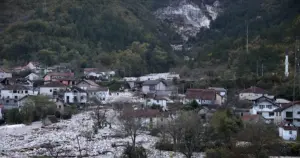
25 91 28 94
13 90 17 93
80 96 84 100
289 131 293 134
286 112 293 118
6 100 9 103
14 96 17 99
14 100 17 103
50 89 52 92
267 105 272 109
156 100 159 103
259 105 264 109
269 112 274 116
297 111 300 115
59 105 61 109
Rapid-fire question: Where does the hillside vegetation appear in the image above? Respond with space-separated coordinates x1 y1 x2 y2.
0 0 300 78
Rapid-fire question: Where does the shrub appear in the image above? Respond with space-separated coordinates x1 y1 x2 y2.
5 109 23 124
55 111 61 118
149 128 160 136
122 145 147 158
206 148 235 158
155 141 174 151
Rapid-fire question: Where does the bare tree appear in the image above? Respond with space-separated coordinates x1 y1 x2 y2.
235 123 280 158
162 111 206 158
119 107 143 150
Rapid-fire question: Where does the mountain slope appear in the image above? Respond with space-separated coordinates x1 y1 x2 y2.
0 0 179 74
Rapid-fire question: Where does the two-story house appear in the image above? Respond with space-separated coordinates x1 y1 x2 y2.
274 101 300 127
64 87 87 104
0 68 12 79
44 72 75 86
39 82 66 96
250 96 279 123
239 86 273 101
25 72 40 81
76 79 109 101
184 89 216 105
0 85 37 100
141 79 167 95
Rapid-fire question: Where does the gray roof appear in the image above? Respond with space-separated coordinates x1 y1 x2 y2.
67 86 87 93
2 85 29 90
142 80 166 86
41 82 66 88
208 87 227 92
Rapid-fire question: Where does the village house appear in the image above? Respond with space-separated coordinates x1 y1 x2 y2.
250 96 279 123
26 61 44 73
184 89 218 105
144 94 168 110
39 82 66 96
278 121 298 141
77 79 100 90
208 87 227 104
274 101 300 127
0 85 38 100
239 86 273 101
141 79 168 95
64 87 88 104
76 79 109 101
44 72 75 86
25 72 40 81
15 78 33 88
0 68 12 79
233 107 251 117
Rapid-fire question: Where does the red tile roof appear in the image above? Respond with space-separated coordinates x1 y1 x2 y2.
241 114 261 122
279 121 298 130
186 89 216 100
240 86 269 94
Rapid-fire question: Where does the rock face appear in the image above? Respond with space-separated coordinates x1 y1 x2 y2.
155 0 220 41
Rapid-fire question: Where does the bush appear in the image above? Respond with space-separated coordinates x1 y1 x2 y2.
155 141 174 151
122 145 147 158
61 112 72 120
149 128 160 136
5 109 23 124
55 111 61 118
206 148 235 158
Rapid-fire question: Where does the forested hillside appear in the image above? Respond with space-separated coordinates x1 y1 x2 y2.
0 0 300 78
189 0 300 78
0 0 179 76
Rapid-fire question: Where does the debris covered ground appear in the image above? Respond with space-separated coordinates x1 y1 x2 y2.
0 110 203 158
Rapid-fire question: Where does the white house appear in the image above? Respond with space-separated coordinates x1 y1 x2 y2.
87 87 109 101
144 95 168 110
0 68 12 79
274 101 300 127
250 96 279 123
25 72 40 81
184 89 217 105
39 82 66 96
64 87 88 104
76 79 100 90
0 85 38 100
239 86 273 101
141 80 167 95
278 122 298 141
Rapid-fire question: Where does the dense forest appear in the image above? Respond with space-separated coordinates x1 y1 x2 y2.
0 0 300 78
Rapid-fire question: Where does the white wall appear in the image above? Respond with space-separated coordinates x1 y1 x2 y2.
281 104 300 127
26 73 40 81
0 72 12 79
39 87 65 96
279 127 297 140
64 92 87 104
1 90 32 100
251 101 278 120
145 99 167 109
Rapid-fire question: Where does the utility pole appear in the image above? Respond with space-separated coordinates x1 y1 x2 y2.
261 63 264 76
256 60 259 77
293 49 297 102
246 21 249 54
